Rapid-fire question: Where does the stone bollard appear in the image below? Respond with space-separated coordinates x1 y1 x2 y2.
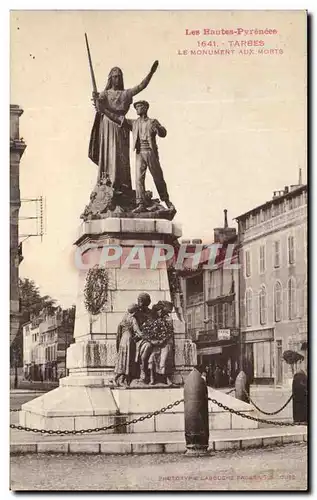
292 370 308 424
235 370 250 402
184 367 209 455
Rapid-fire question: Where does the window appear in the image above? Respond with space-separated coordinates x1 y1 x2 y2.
288 278 297 320
246 289 253 327
273 204 281 217
245 250 251 277
259 245 266 274
273 240 280 268
194 306 204 331
300 281 307 318
259 285 267 325
288 235 295 264
274 281 282 322
187 305 204 336
216 303 224 328
304 224 307 262
207 304 216 328
224 302 234 328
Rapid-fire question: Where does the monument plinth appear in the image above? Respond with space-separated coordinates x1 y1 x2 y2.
67 217 196 384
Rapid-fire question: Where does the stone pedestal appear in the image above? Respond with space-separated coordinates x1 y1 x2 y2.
20 218 198 431
69 217 196 383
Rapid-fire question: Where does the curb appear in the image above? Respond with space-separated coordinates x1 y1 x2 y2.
10 433 307 455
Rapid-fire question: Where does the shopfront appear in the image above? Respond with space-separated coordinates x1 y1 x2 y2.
196 331 239 388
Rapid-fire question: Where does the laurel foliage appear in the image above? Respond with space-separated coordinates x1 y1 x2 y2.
84 266 109 316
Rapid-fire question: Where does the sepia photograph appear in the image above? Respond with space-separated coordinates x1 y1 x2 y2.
9 9 308 491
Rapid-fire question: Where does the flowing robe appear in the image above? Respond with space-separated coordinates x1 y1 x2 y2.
114 313 141 378
89 89 133 191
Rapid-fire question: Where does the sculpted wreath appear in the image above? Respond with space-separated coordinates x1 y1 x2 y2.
84 266 109 315
141 317 173 346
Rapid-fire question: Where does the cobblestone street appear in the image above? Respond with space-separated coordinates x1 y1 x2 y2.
10 443 307 491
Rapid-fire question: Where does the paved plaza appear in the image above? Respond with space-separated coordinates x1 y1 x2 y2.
10 443 307 491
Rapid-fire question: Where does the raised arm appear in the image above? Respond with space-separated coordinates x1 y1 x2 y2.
130 61 159 97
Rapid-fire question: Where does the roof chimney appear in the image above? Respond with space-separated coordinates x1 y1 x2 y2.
298 167 302 185
213 209 236 243
224 209 228 228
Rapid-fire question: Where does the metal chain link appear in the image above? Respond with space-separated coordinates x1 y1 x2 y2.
208 397 300 427
225 388 235 395
10 399 184 435
242 390 293 416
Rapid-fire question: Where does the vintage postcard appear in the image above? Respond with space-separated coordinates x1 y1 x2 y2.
10 10 307 491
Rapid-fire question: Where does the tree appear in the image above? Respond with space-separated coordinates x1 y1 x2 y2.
60 305 76 376
282 350 304 376
19 278 56 319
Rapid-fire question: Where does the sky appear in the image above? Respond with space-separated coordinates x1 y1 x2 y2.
10 10 307 307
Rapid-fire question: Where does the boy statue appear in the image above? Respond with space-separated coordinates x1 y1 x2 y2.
127 100 175 214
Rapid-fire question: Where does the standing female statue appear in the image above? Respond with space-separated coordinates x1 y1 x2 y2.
89 62 159 195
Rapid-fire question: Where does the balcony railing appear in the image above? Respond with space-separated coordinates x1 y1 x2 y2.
186 292 204 306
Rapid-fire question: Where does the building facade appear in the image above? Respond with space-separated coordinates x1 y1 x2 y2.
180 212 240 387
10 105 26 346
22 308 75 381
236 182 307 386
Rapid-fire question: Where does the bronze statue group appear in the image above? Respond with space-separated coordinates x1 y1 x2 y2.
114 293 175 387
88 62 175 215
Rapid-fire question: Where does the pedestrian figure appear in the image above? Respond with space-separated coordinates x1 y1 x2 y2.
292 370 308 424
214 365 221 388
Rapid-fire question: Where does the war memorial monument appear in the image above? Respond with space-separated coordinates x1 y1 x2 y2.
19 40 256 434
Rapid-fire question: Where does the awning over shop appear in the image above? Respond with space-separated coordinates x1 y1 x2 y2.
197 344 236 356
197 346 222 355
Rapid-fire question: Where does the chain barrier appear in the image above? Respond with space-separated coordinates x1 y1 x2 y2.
242 390 293 416
10 399 184 435
225 388 235 395
244 391 293 415
10 395 302 434
208 397 299 427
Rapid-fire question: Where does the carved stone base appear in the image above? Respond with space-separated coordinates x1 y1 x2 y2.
19 385 258 433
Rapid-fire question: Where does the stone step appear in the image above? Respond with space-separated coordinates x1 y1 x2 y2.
10 426 307 455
